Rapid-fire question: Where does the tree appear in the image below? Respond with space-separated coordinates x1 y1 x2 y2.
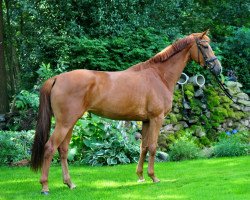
0 0 9 114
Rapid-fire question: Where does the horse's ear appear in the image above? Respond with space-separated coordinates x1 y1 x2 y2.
200 29 209 38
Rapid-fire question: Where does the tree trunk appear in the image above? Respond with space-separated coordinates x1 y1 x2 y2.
0 0 9 114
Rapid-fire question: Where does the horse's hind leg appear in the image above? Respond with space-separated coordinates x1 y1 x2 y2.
40 124 74 194
58 127 76 189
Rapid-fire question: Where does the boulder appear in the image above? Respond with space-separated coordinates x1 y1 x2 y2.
164 124 173 131
231 103 241 111
157 151 169 161
238 100 250 106
173 124 183 131
179 121 189 128
195 88 204 97
226 81 242 88
242 107 250 112
236 92 249 100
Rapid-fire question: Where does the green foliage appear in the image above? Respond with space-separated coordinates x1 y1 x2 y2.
40 28 167 72
7 90 39 131
0 131 34 165
15 90 39 110
220 27 250 92
70 114 140 165
169 138 201 161
84 133 140 166
213 135 249 157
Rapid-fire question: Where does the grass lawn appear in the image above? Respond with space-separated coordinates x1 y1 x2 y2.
0 156 249 200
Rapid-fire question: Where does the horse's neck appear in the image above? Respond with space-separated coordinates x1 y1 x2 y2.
155 48 190 92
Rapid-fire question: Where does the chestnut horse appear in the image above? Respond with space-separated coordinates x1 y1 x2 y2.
31 31 222 194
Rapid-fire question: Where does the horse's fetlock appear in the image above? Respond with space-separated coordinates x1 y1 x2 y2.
40 178 48 185
148 171 154 178
136 169 143 175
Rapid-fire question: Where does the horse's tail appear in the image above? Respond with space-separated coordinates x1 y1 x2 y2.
30 78 56 172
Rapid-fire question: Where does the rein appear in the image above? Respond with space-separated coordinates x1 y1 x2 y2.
195 38 239 105
210 71 242 105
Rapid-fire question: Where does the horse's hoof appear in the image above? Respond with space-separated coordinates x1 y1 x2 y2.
153 178 160 183
137 179 145 183
69 183 76 190
41 191 49 195
65 182 77 189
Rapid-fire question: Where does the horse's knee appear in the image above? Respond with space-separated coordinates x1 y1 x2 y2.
44 142 56 158
148 144 157 156
140 146 148 154
58 146 68 159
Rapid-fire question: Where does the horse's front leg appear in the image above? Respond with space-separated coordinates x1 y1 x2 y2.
58 128 76 189
147 114 163 182
136 122 149 182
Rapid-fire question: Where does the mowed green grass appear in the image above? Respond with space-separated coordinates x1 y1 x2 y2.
0 156 249 200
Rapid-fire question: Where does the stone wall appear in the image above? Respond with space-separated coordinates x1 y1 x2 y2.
158 81 250 151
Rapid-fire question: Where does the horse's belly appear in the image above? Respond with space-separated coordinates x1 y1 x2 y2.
88 96 149 121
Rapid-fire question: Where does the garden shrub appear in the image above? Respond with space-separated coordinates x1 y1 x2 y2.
168 138 201 161
84 133 140 166
70 114 141 165
213 134 249 157
0 131 34 165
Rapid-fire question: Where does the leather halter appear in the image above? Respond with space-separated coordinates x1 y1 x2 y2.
195 38 218 71
195 38 240 104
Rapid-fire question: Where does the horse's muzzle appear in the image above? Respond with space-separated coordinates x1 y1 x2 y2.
210 60 222 76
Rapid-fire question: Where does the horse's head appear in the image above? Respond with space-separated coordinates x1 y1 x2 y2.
189 30 222 76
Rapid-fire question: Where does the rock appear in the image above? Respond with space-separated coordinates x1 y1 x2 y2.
231 103 241 111
241 120 249 127
0 114 5 122
134 132 142 140
226 81 242 88
198 131 206 137
238 100 250 106
183 101 191 109
201 104 207 109
195 88 204 97
189 118 198 124
201 147 214 158
179 121 189 128
226 81 241 94
173 107 180 113
242 107 250 112
222 123 227 129
227 120 233 127
237 93 249 100
163 130 175 135
173 124 183 131
205 111 211 118
164 124 173 131
157 151 169 161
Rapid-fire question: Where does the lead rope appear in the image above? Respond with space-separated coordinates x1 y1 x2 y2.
210 71 240 105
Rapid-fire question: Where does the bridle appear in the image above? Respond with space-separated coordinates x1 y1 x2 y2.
195 38 218 71
195 37 239 105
